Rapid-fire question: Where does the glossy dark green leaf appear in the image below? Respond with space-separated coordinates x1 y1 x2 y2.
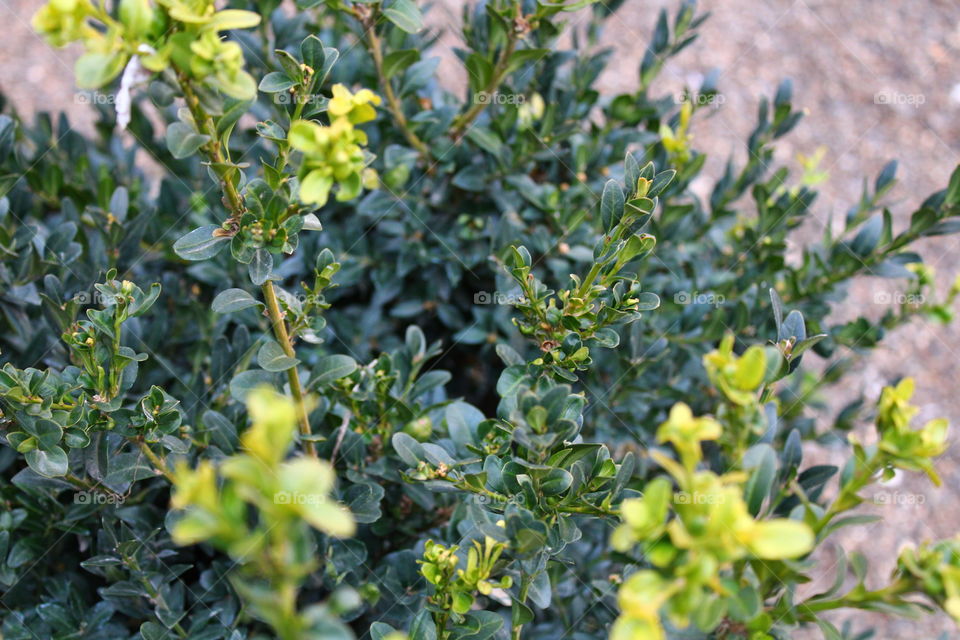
166 122 210 159
258 340 300 372
25 446 68 477
248 248 273 285
383 49 421 78
311 354 357 388
383 0 424 33
173 226 230 261
212 288 259 313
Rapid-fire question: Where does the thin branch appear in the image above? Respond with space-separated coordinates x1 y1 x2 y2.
330 410 353 464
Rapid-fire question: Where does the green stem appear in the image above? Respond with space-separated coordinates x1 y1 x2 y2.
137 440 175 482
795 577 913 617
262 280 317 458
16 397 75 411
787 478 817 514
436 610 451 640
560 503 619 517
275 93 307 175
128 557 189 638
350 7 429 157
277 578 300 640
108 307 123 398
63 473 117 497
177 73 316 458
572 218 635 301
178 74 246 216
574 261 604 301
511 573 532 640
813 455 880 535
783 227 919 305
450 2 523 140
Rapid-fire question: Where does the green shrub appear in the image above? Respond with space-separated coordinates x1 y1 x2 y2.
2 0 960 638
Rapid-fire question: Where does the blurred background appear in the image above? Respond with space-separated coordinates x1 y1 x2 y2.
2 0 960 636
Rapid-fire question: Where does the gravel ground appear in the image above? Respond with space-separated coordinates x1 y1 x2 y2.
2 0 960 637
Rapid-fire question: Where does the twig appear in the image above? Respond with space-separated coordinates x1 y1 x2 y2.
331 410 353 464
352 6 430 157
261 280 317 458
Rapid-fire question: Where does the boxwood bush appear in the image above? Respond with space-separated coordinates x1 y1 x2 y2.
3 0 960 638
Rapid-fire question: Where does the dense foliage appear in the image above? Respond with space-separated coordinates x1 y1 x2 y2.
3 0 960 638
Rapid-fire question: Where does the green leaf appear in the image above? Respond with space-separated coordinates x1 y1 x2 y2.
25 446 68 477
449 611 503 640
819 514 883 539
779 309 806 343
23 419 63 450
370 623 399 640
648 169 676 197
511 598 534 626
212 288 259 313
279 458 355 537
383 49 421 78
408 609 437 640
311 354 358 387
450 590 473 614
465 53 494 93
248 248 273 285
120 0 152 34
129 283 162 317
769 287 784 333
173 226 230 261
600 179 625 231
496 343 524 366
259 71 296 93
446 402 483 448
816 619 843 640
506 49 550 74
391 432 424 467
540 468 573 496
465 127 503 156
652 10 669 52
528 569 552 609
635 291 660 311
619 233 656 264
875 159 898 195
747 519 814 559
140 621 175 640
109 187 129 222
383 0 424 34
497 365 530 397
166 122 210 159
692 594 727 632
733 346 766 390
300 35 326 73
850 215 882 256
727 585 760 623
229 370 277 401
299 170 334 206
205 9 260 31
274 51 303 85
212 70 258 101
317 47 340 86
924 217 960 236
344 481 385 523
945 164 960 208
202 410 238 453
75 52 126 89
258 340 300 372
743 444 777 516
